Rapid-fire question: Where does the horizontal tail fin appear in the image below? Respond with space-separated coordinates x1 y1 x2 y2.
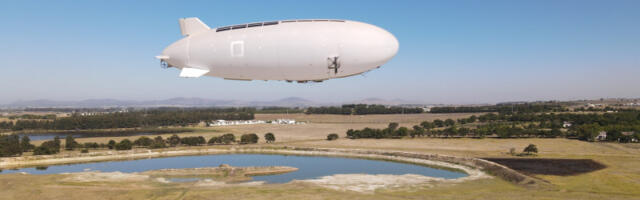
179 17 210 37
179 67 209 78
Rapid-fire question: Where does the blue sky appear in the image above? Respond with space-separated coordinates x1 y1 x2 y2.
1 0 639 104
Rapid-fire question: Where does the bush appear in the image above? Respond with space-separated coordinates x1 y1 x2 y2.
83 142 100 149
149 136 166 149
208 136 218 145
115 139 133 150
523 144 538 155
33 140 61 155
107 140 116 149
327 133 339 141
168 134 181 146
20 135 35 152
180 136 206 146
219 134 235 144
0 135 22 157
264 133 275 143
64 135 79 150
240 133 259 144
133 136 154 146
81 149 89 153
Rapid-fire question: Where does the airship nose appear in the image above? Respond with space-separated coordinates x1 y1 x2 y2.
160 38 189 68
356 23 399 67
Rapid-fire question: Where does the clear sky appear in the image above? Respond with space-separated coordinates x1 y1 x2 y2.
1 0 639 104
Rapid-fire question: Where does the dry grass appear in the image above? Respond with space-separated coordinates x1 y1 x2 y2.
2 113 640 199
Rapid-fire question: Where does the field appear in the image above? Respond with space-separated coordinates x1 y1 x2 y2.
1 113 639 199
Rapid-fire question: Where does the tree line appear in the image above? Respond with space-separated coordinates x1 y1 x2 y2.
1 108 254 131
429 103 568 114
305 104 423 115
344 110 640 142
0 132 276 157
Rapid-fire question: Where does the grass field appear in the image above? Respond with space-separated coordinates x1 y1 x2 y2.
1 113 639 200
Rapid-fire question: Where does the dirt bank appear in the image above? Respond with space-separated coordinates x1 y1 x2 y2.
0 146 544 188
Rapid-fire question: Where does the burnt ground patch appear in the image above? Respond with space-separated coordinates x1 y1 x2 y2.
483 158 606 176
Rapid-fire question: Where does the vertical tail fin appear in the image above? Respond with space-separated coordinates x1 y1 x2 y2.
179 17 210 37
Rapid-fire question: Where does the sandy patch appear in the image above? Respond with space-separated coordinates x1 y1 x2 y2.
63 171 150 182
298 174 447 193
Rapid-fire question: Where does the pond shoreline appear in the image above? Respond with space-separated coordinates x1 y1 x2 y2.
0 146 545 187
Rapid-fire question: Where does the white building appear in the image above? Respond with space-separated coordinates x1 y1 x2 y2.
562 121 572 128
597 131 607 141
208 120 266 126
273 119 296 124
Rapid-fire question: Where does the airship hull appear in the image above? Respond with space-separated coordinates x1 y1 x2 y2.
159 18 398 82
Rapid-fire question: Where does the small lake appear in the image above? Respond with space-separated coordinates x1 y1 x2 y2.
0 154 467 183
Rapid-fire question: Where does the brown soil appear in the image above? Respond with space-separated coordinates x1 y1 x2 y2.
483 158 607 176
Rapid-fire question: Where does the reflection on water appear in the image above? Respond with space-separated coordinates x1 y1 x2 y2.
0 154 467 183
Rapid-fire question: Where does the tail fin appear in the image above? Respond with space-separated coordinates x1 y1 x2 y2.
179 17 210 37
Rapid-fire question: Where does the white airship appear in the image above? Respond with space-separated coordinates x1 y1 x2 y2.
156 17 398 83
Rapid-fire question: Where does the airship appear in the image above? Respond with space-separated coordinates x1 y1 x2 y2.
156 17 398 83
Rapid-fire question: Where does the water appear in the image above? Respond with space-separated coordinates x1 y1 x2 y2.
0 154 467 183
16 132 160 141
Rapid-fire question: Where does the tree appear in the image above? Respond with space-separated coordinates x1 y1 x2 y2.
65 135 79 150
168 134 181 146
219 134 236 144
0 135 22 157
420 121 434 130
264 133 275 143
33 139 61 155
433 119 444 127
468 115 477 123
327 133 339 141
523 144 538 155
20 135 35 152
444 119 455 127
240 133 259 144
395 127 409 138
149 136 166 149
107 140 116 149
133 136 153 146
388 122 399 131
208 136 218 145
411 125 425 138
115 139 133 150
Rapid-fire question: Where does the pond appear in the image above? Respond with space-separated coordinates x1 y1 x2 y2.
0 154 467 183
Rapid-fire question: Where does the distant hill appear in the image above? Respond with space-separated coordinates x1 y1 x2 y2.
2 97 431 108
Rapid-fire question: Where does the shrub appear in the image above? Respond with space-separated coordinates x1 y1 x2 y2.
20 135 35 152
83 142 100 149
168 134 181 146
523 144 538 155
219 134 236 144
107 140 116 149
264 133 275 143
149 136 166 149
208 136 218 145
115 139 133 150
0 135 22 156
327 133 339 141
64 135 79 150
81 149 89 153
240 133 259 144
133 136 154 146
33 140 61 155
180 136 206 146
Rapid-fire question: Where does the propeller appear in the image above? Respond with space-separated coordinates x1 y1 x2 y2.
327 56 340 74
